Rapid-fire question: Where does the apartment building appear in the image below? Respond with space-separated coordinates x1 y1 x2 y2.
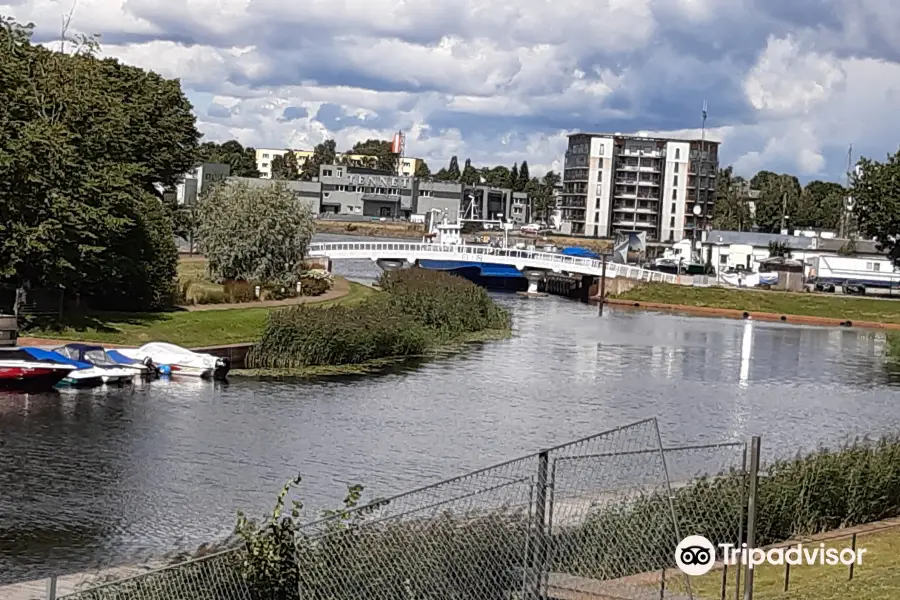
560 133 719 242
255 148 422 179
462 186 531 225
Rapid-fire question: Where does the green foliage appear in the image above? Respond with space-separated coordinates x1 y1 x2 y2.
346 139 398 172
299 140 337 181
247 268 510 368
447 155 461 180
712 166 752 231
0 17 197 314
852 149 900 267
272 151 300 180
196 180 315 285
414 160 431 177
197 139 260 177
751 171 802 232
795 180 846 230
767 240 792 258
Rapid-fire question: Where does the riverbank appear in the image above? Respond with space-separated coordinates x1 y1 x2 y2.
23 278 373 348
612 284 900 329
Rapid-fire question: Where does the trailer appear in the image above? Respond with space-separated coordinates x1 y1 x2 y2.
808 255 900 295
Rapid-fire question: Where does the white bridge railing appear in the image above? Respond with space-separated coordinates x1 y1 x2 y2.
307 241 679 284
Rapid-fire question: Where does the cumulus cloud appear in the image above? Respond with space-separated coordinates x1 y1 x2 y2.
3 0 900 179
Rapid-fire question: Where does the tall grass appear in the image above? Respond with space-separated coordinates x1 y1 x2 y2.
246 268 510 369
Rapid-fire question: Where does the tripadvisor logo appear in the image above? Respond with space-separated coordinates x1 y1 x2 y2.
675 535 868 577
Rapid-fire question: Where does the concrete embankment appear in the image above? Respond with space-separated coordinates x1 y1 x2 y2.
602 298 900 331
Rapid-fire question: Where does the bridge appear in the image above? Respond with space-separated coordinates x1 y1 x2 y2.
307 241 679 292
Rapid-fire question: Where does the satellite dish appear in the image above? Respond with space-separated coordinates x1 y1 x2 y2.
692 205 702 216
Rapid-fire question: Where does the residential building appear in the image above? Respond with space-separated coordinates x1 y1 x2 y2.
560 133 720 242
255 148 423 179
318 164 463 219
171 163 231 206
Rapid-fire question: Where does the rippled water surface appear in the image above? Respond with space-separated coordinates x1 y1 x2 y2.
2 236 900 583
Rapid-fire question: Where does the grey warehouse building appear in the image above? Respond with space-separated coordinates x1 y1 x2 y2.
226 165 532 224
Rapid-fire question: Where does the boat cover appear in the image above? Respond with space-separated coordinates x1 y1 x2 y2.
107 350 142 365
21 347 92 369
560 247 601 259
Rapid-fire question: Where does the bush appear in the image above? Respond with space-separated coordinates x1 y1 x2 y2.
224 280 257 303
193 289 228 305
299 277 330 296
247 268 510 368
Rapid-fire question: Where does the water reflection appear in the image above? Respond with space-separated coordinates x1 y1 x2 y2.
1 255 900 582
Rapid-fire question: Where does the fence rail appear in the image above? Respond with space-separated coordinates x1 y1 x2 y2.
54 419 755 600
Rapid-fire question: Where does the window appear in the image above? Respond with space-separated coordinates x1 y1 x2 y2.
593 225 599 236
263 153 270 158
675 148 681 160
671 202 676 213
672 189 677 200
323 169 333 177
674 175 679 186
670 217 675 227
599 145 605 156
595 211 600 223
597 170 603 182
262 162 269 168
875 263 882 271
596 184 603 196
674 162 680 173
866 262 873 270
719 254 727 264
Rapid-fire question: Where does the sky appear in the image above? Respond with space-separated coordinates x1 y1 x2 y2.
4 0 900 183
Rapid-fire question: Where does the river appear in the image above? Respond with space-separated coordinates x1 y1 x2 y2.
2 234 900 584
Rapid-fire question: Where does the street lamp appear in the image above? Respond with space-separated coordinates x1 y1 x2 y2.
691 204 702 264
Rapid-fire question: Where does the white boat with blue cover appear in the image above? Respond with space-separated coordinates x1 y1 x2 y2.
52 344 137 386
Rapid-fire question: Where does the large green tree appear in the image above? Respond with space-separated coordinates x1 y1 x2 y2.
299 139 337 181
349 139 398 172
750 171 802 232
196 180 316 284
414 160 431 178
271 151 300 180
712 166 752 231
851 149 900 266
0 16 196 314
198 140 260 177
794 180 845 230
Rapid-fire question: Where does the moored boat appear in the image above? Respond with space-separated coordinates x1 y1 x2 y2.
0 348 78 392
117 342 230 380
54 343 152 382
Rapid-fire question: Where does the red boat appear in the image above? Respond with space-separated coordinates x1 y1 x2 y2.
0 348 78 392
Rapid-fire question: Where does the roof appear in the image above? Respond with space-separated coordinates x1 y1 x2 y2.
703 230 885 255
567 132 720 145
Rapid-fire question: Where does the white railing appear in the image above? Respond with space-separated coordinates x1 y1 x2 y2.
307 241 679 284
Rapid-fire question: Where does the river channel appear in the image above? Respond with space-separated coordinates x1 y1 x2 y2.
2 235 900 583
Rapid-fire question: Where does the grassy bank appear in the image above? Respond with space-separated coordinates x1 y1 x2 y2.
617 283 900 324
246 268 511 370
315 219 425 239
26 280 374 347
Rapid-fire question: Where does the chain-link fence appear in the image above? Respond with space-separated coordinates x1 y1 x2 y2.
56 419 751 600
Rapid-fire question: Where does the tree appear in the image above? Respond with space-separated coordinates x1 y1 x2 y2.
196 180 316 284
0 16 197 316
299 139 337 181
480 165 510 187
509 163 519 190
271 151 300 180
447 156 461 181
461 158 479 185
526 171 561 222
767 241 791 258
414 160 431 178
851 149 900 266
712 166 751 231
751 171 801 232
197 140 260 177
518 161 530 192
795 180 845 230
350 139 397 172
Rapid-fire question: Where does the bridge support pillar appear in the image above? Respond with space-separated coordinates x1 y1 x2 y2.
375 258 407 271
522 269 547 294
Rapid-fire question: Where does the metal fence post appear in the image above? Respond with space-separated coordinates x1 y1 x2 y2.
743 436 761 600
598 256 607 316
46 575 57 600
734 444 748 600
529 450 550 600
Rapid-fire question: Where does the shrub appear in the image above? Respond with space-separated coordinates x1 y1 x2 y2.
247 268 510 369
299 277 330 296
193 289 228 305
223 280 257 303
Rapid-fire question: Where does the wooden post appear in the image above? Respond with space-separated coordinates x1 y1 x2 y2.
720 563 728 600
46 575 57 600
783 554 791 591
849 533 857 581
598 254 607 316
659 568 666 600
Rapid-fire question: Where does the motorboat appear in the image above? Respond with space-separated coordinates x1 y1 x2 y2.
53 344 145 384
0 347 79 391
117 342 230 380
55 343 158 378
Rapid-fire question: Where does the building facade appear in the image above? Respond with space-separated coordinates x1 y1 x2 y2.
560 133 719 242
255 148 422 179
172 163 231 206
226 177 321 214
461 186 530 225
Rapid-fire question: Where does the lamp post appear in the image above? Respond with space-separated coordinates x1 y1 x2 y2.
691 204 702 265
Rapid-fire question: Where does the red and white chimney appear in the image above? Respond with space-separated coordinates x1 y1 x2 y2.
391 131 403 154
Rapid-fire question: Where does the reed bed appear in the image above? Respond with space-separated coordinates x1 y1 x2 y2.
246 268 510 369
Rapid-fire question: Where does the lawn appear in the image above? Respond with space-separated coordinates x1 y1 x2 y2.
617 283 900 324
26 280 376 348
660 527 900 600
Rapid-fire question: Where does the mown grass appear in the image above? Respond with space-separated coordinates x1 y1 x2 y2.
246 268 511 369
617 283 900 324
665 526 900 600
26 280 374 348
